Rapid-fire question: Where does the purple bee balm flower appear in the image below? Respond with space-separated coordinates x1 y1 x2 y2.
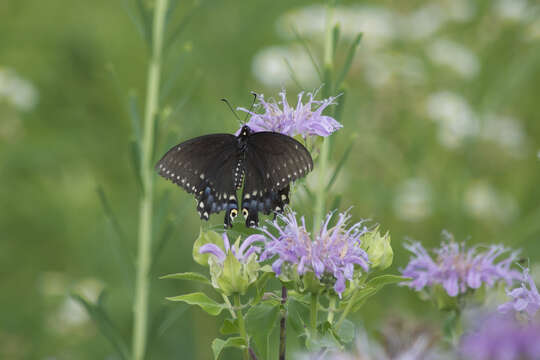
237 89 342 138
460 313 540 360
199 232 262 264
401 240 521 297
252 210 369 296
499 268 540 318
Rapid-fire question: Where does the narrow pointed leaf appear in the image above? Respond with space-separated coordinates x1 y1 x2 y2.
326 138 355 191
72 293 130 360
96 187 134 268
335 33 362 89
129 140 143 193
291 26 322 80
333 88 346 123
284 58 305 90
166 292 225 316
128 92 142 143
366 274 409 290
332 24 340 60
160 272 212 286
211 337 246 360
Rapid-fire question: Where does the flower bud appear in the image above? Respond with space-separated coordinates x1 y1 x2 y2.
360 227 393 271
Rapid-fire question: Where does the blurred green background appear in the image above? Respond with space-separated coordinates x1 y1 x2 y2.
1 0 540 359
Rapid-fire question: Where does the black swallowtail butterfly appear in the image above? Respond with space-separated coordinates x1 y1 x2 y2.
155 125 313 228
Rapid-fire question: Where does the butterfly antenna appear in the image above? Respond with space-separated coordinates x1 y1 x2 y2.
244 92 258 123
221 98 242 124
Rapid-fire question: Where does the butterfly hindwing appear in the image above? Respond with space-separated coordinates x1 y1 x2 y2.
241 132 312 227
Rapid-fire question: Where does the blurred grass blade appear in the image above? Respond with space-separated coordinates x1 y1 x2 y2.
291 26 322 81
335 33 362 90
333 87 346 123
121 0 151 46
332 24 340 61
72 292 131 360
97 187 134 266
165 74 202 127
325 137 355 192
284 58 305 90
160 50 189 102
128 92 142 144
165 0 179 26
146 304 188 355
151 220 173 273
130 140 144 192
330 194 342 212
164 1 204 52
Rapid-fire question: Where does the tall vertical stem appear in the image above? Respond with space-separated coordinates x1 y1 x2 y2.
310 293 319 335
234 294 249 360
313 3 334 233
132 1 169 359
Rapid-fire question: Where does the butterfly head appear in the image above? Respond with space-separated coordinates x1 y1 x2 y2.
239 125 252 138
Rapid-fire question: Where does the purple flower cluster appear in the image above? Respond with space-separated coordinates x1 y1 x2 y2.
460 314 540 360
401 240 521 297
499 268 540 318
199 232 261 264
238 89 342 138
248 210 369 296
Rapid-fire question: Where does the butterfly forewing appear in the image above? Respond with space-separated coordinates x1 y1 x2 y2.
155 134 240 221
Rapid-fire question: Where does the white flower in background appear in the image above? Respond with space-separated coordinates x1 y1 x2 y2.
441 0 476 22
277 5 397 48
426 91 479 149
393 178 432 222
494 0 529 21
363 52 426 88
480 114 525 157
465 182 518 222
0 67 38 111
251 45 319 88
400 3 447 40
38 272 70 297
46 277 104 334
427 39 481 78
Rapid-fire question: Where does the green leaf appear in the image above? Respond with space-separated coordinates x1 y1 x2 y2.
72 293 130 360
159 272 212 286
333 87 347 123
334 319 355 344
219 318 239 335
121 0 150 46
192 229 223 266
283 57 305 90
245 302 281 359
291 26 322 81
96 187 133 287
335 33 362 89
129 140 143 193
166 292 225 316
366 274 408 289
332 24 340 60
286 296 308 333
325 136 355 191
127 92 142 143
211 337 246 360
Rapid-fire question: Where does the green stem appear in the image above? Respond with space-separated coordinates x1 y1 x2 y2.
335 289 358 329
327 295 336 324
132 1 168 360
310 293 319 335
234 294 249 360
